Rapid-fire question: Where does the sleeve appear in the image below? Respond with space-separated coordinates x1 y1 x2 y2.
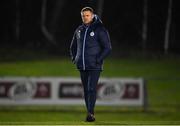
97 27 112 63
70 31 77 64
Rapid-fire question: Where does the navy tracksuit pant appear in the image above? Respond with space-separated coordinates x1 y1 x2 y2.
80 70 101 114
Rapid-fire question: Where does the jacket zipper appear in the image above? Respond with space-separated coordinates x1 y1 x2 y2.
82 27 89 70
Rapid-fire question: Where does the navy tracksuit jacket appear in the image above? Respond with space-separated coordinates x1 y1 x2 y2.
70 15 112 71
70 15 112 114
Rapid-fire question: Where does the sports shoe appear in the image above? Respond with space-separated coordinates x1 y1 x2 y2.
86 113 95 122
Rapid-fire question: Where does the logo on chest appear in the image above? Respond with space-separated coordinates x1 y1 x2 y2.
76 30 81 39
90 31 95 37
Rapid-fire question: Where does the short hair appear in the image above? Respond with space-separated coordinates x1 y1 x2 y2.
81 7 94 14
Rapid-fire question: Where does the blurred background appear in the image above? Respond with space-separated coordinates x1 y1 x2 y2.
0 0 179 59
0 0 179 125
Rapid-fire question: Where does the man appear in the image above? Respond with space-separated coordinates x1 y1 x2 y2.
70 7 112 122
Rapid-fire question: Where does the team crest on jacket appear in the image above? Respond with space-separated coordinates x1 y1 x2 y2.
90 31 95 37
76 30 81 38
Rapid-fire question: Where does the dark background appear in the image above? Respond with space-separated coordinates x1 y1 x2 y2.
0 0 179 59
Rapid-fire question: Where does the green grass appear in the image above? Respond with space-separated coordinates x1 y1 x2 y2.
0 106 180 125
0 58 179 78
0 106 179 125
0 58 180 125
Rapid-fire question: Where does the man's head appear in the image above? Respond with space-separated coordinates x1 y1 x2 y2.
81 7 94 25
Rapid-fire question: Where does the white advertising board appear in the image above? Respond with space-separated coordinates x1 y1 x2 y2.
0 77 147 107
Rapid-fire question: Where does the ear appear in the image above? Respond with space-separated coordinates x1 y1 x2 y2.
92 14 95 19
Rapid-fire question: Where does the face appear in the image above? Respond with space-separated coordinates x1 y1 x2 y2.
81 11 94 25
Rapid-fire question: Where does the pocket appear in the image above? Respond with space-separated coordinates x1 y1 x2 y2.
75 56 81 65
96 55 100 65
74 56 77 64
86 55 95 67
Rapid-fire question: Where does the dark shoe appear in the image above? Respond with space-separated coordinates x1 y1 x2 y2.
86 113 95 122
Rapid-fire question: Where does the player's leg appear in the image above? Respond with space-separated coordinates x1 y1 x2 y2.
79 70 89 112
87 70 101 115
84 70 101 122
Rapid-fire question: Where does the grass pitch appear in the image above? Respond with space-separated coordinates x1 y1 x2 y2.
0 58 180 125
